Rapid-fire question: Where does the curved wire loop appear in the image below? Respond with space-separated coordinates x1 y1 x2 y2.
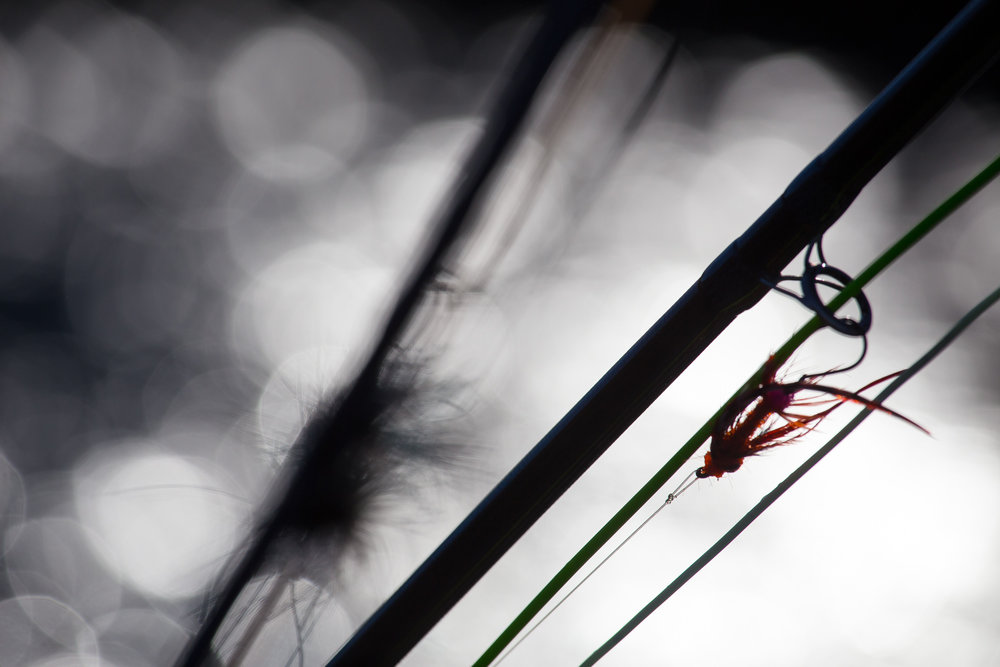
764 236 872 337
762 236 872 378
799 263 872 336
799 334 868 380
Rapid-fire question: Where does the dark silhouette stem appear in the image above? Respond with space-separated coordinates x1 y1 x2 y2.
175 1 605 665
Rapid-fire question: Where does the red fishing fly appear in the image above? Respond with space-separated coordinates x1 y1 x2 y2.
696 356 927 479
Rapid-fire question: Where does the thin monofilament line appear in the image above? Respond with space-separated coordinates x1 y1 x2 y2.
495 471 696 665
496 497 672 665
665 469 698 503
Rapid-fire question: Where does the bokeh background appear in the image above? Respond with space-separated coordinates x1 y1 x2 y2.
1 1 1000 665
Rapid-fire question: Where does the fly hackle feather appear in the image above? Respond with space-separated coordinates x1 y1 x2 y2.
696 356 927 479
267 349 477 583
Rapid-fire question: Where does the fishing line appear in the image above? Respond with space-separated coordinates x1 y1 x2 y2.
494 471 696 664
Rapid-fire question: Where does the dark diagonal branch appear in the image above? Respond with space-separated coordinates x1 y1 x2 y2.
175 1 605 665
328 0 1000 664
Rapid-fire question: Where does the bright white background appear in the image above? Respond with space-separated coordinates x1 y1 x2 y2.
1 3 999 666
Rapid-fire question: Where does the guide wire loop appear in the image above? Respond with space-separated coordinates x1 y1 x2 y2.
765 236 873 338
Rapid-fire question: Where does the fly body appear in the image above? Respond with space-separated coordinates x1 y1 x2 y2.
696 356 927 479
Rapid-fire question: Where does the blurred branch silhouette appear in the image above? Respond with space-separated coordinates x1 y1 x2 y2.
176 1 605 665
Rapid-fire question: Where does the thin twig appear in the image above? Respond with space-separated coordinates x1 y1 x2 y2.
174 1 605 664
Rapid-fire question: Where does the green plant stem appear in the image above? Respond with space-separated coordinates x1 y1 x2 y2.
583 280 1000 666
475 152 1000 666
